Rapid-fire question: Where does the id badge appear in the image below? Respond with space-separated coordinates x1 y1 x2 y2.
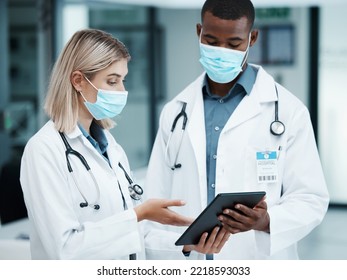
256 151 278 183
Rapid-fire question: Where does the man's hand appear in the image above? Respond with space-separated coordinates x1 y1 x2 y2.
218 198 270 234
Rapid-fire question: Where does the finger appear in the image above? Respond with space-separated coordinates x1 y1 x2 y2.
211 227 228 249
221 209 254 231
254 200 267 210
197 232 209 249
204 227 220 249
161 199 186 207
163 209 193 226
221 222 241 234
171 214 194 226
218 215 243 232
234 204 254 217
220 209 245 224
215 229 231 252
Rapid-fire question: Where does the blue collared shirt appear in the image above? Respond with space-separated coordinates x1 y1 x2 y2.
78 121 109 163
203 65 257 204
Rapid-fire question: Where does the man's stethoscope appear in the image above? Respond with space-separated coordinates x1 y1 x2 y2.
164 102 187 170
59 132 143 210
165 85 285 170
270 85 286 136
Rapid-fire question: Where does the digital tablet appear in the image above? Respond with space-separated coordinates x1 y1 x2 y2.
175 191 266 246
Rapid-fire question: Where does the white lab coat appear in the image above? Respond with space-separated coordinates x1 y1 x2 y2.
20 120 145 259
143 64 329 260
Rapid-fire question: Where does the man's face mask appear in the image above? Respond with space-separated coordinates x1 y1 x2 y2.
199 32 251 84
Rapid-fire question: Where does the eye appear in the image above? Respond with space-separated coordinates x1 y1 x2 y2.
228 43 241 49
108 77 121 86
206 40 218 46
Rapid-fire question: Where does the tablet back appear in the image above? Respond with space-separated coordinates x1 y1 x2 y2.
175 191 266 246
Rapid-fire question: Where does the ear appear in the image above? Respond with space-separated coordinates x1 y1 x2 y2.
71 70 84 92
196 23 202 38
250 29 259 47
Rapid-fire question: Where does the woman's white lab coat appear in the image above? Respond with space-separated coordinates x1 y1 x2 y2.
143 64 329 260
20 120 144 259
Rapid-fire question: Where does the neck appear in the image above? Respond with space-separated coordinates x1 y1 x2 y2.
79 118 93 135
208 77 236 97
207 63 247 97
78 101 94 134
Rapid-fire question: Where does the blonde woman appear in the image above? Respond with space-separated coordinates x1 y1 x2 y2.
20 29 192 260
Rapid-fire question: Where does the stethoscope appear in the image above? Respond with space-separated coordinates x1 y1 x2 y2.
59 132 143 210
164 102 187 170
165 84 285 170
270 85 285 136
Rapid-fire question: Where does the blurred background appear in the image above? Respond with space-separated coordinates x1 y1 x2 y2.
0 0 346 259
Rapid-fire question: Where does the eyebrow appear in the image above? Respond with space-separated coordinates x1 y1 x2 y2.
107 73 122 78
204 34 243 42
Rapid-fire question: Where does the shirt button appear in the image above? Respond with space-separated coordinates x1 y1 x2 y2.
211 184 215 189
219 99 224 104
214 126 220 131
213 154 217 160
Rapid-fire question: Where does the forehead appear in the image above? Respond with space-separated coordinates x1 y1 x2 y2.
94 59 128 78
202 11 250 38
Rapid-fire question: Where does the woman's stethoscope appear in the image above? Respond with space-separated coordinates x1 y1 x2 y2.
59 132 143 210
165 85 285 170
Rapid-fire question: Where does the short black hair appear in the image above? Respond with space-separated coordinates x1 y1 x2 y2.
201 0 255 28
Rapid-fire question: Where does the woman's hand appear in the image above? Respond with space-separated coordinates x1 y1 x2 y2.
183 226 230 255
134 199 193 226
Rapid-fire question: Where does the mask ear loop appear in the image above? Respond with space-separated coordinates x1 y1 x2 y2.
241 33 252 68
199 28 203 44
84 75 99 91
79 91 88 103
78 75 98 104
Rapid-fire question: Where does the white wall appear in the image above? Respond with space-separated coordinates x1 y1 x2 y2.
157 9 202 103
256 8 310 106
319 3 347 203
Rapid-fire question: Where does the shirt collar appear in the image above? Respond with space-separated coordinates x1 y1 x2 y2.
78 121 108 154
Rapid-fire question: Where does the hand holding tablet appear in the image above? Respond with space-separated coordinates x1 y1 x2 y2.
175 191 266 246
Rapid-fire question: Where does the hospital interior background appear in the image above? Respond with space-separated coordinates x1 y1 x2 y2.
0 0 346 259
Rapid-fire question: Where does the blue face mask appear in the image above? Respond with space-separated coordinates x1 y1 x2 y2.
80 77 128 120
199 33 251 84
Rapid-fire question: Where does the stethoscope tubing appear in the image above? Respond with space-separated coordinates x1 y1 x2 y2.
165 102 188 170
165 84 285 171
59 132 143 210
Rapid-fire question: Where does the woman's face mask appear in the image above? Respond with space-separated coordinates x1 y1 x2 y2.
80 76 128 120
199 32 251 84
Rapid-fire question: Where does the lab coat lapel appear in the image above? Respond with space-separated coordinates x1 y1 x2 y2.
178 74 207 209
222 92 262 132
223 65 277 133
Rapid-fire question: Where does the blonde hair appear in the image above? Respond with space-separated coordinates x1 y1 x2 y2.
44 29 131 133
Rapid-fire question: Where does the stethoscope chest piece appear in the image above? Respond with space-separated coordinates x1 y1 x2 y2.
270 120 285 136
270 85 286 136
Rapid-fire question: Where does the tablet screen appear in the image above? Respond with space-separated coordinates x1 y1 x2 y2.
175 191 266 246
